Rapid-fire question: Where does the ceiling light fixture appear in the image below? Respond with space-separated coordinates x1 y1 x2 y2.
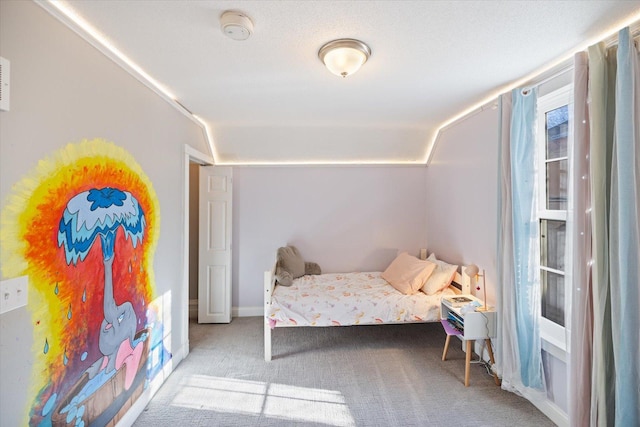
318 39 371 78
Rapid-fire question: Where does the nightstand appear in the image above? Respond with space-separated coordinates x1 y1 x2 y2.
440 295 500 387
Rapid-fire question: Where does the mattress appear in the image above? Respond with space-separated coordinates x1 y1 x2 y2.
267 271 455 327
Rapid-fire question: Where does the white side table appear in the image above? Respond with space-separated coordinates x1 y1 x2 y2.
441 296 500 387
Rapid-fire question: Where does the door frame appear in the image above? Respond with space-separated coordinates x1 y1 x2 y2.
182 145 214 356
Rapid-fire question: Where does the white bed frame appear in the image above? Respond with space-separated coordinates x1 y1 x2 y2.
264 264 277 361
264 263 471 361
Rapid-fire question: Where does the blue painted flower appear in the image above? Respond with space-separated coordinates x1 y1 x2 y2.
86 188 126 211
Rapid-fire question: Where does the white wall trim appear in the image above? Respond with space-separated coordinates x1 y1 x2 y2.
115 346 186 427
185 145 215 166
233 306 263 318
171 342 189 369
189 302 263 319
116 384 153 427
522 390 569 427
189 299 198 320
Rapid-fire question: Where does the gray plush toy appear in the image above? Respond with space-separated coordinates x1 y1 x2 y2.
274 245 321 286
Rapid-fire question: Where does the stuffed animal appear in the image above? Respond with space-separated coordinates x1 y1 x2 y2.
275 245 321 286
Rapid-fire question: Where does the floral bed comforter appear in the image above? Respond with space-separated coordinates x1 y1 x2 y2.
267 272 454 327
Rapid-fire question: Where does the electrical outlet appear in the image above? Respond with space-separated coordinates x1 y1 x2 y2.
0 275 28 314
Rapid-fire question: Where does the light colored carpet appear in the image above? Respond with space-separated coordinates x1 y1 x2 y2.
134 317 556 426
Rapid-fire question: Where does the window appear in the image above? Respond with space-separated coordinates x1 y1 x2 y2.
536 85 572 351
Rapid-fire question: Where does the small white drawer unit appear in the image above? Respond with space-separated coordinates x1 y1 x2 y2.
440 295 499 386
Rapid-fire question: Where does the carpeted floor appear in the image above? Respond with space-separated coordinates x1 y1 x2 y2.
133 317 555 426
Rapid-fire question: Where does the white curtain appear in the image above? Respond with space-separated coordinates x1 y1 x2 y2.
608 27 640 425
569 26 640 426
497 92 519 390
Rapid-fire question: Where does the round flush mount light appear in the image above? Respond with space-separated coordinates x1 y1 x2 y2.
220 11 254 41
318 38 371 78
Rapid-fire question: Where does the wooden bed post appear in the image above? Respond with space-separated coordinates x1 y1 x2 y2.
457 268 472 295
264 269 273 361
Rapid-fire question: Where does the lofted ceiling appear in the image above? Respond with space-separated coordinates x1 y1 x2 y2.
44 1 640 165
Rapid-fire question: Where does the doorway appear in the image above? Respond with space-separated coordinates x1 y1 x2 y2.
183 146 212 355
182 146 233 355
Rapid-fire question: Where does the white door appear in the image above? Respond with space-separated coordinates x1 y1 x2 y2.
198 166 232 323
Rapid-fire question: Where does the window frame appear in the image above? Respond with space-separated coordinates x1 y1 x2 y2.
536 84 573 352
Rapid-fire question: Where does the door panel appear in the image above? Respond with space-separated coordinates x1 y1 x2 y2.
198 166 232 323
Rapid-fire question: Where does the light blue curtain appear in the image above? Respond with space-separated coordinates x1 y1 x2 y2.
609 27 640 426
509 88 545 389
569 26 640 426
497 88 546 394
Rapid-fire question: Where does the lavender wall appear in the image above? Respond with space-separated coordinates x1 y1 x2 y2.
230 110 500 312
232 166 428 311
424 107 500 304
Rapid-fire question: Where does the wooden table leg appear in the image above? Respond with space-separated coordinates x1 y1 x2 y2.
464 340 472 387
485 339 501 386
442 335 451 361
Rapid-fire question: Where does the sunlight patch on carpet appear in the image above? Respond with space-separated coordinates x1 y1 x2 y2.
171 374 356 426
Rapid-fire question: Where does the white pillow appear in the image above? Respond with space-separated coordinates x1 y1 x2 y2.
382 252 436 295
421 253 458 295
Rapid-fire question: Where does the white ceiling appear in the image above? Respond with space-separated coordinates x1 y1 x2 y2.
52 1 640 165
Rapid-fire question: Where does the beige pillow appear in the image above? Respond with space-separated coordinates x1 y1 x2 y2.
421 253 458 295
382 252 436 295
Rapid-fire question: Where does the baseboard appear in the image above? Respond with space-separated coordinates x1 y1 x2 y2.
233 306 263 317
116 340 188 427
458 337 494 364
473 339 494 364
521 388 568 427
172 340 189 364
191 301 262 319
120 299 250 425
464 340 567 426
116 381 154 427
189 299 198 319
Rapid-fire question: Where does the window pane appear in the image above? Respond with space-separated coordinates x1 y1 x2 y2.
546 105 568 158
541 270 565 326
546 159 568 210
540 219 566 270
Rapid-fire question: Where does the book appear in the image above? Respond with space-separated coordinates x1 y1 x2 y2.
443 295 473 307
447 311 463 323
447 313 464 330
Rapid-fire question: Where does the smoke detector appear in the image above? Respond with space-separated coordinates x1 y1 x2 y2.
220 11 254 41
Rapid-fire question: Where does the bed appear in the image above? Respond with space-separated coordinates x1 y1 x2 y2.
264 251 471 361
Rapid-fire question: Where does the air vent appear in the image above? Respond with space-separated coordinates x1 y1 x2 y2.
0 57 9 112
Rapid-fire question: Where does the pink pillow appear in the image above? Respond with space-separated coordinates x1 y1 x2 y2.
382 252 437 295
421 253 458 295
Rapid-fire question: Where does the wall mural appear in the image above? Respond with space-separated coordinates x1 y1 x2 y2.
0 139 170 426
